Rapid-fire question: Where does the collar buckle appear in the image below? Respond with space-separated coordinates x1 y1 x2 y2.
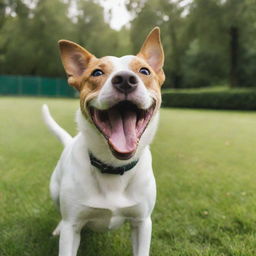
101 166 110 174
119 167 125 175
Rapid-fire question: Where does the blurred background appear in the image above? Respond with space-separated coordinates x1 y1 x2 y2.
1 0 256 108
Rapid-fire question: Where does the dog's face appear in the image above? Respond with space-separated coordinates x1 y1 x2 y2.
59 27 165 160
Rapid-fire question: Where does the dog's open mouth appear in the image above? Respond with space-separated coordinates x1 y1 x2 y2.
89 101 155 160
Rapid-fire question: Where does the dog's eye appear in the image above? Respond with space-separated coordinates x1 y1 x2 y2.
91 69 104 77
139 67 150 75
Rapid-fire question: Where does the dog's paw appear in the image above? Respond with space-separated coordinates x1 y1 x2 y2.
52 221 62 236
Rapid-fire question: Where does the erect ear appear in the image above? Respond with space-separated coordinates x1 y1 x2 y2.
137 27 164 73
58 40 94 90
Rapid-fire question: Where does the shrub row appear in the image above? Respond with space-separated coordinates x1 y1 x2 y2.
162 89 256 110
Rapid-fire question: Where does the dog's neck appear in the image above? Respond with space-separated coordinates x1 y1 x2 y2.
76 109 159 167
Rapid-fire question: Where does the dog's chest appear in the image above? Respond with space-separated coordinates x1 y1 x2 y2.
79 192 143 232
75 171 147 232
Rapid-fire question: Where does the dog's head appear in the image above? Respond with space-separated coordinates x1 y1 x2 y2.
59 27 165 160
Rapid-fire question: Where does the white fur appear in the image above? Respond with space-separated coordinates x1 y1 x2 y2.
42 55 160 256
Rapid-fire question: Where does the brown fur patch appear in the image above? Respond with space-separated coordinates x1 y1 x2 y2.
129 56 164 109
78 57 114 119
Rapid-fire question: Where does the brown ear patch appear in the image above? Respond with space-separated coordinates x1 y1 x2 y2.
69 52 89 76
58 40 95 90
137 27 165 74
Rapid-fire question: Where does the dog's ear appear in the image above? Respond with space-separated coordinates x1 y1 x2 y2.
137 27 164 74
58 40 94 90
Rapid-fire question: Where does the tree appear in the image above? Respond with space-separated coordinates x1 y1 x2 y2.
182 0 227 87
186 0 256 87
73 0 132 57
223 0 256 87
0 0 131 76
127 0 186 88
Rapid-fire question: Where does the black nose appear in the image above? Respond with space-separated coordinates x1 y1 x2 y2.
111 71 138 94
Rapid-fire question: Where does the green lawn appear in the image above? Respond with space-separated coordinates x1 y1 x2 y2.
1 97 256 256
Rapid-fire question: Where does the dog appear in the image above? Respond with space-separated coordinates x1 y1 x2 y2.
42 27 165 256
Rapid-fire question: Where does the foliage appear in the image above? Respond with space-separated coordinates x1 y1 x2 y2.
128 0 256 88
127 0 186 87
0 0 132 77
75 0 131 57
1 98 256 255
162 87 256 110
0 0 256 88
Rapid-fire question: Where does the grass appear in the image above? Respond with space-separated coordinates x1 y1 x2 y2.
162 85 256 94
1 97 256 256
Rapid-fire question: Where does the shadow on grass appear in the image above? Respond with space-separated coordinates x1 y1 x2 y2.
0 209 131 256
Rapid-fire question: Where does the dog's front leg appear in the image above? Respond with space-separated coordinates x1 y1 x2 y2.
131 217 152 256
59 221 81 256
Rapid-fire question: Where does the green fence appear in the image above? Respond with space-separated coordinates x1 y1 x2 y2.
0 75 76 97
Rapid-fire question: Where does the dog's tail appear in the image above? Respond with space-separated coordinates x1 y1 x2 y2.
42 104 72 147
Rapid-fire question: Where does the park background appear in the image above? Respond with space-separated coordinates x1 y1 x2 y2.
1 0 256 256
1 0 256 109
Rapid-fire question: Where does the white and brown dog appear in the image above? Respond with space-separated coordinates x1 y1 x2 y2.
42 27 165 256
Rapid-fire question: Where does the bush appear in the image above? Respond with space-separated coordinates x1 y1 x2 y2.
162 88 256 110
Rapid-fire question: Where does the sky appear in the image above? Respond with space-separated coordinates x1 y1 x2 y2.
100 0 193 30
100 0 131 30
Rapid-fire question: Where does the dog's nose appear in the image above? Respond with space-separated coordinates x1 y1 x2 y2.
112 71 138 94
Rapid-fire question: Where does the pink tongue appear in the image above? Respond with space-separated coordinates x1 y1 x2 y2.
108 108 137 154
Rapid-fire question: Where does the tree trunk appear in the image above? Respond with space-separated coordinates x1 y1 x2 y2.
169 22 182 88
229 26 239 87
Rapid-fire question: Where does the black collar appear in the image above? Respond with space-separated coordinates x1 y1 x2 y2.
89 153 139 175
